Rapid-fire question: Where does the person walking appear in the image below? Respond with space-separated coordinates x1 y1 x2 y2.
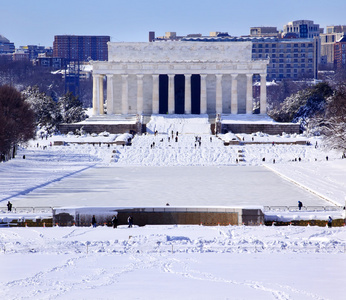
111 215 118 228
92 215 97 228
328 216 332 228
298 201 303 210
7 201 12 212
127 216 133 228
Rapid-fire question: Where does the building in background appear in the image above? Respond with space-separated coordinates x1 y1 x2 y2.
12 50 29 61
334 35 346 69
18 45 52 61
249 27 280 38
181 34 319 80
320 26 346 68
53 35 110 61
283 20 322 39
0 34 15 60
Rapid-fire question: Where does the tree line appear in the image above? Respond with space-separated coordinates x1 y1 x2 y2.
0 85 87 161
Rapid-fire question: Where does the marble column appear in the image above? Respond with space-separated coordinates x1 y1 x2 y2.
106 75 114 115
92 74 100 115
168 74 175 114
200 74 207 114
121 74 128 115
260 74 267 114
152 75 159 114
231 74 238 114
216 74 223 114
184 74 192 114
246 74 253 114
137 75 144 115
98 75 104 115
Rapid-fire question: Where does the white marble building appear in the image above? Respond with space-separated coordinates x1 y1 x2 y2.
92 41 269 116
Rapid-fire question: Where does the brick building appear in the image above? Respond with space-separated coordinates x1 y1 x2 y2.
334 35 346 69
53 35 110 61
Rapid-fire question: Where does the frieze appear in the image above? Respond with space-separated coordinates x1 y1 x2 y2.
108 41 253 63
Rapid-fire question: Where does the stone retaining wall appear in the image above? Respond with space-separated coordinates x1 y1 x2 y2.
58 123 145 134
53 207 264 227
222 123 300 135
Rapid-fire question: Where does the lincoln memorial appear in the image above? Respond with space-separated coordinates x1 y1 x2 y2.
91 41 269 117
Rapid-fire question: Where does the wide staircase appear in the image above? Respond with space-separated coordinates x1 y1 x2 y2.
112 115 241 166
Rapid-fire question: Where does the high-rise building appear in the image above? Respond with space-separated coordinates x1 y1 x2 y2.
334 35 346 69
0 34 15 54
53 35 110 61
181 34 318 80
320 26 346 67
283 20 322 39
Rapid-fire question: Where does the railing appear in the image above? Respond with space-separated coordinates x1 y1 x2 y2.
0 207 53 214
263 206 345 212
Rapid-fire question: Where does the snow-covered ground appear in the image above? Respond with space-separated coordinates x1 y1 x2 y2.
1 225 346 299
1 120 346 299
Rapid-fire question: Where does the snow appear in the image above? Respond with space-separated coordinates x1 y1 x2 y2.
1 123 346 299
0 225 346 299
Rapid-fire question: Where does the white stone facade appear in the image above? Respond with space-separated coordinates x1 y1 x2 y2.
92 42 269 116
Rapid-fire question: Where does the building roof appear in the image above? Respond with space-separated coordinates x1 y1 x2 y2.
337 35 346 43
0 34 10 43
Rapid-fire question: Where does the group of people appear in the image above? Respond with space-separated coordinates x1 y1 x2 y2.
91 215 133 228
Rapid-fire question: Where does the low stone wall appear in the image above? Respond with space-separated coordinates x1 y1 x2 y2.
222 123 300 135
53 207 264 227
58 123 145 134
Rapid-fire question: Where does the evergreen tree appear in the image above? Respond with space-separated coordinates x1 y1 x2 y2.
23 86 61 133
268 82 333 130
58 92 87 123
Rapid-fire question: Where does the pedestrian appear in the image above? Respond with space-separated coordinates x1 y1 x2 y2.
210 137 212 142
273 159 275 164
298 201 303 210
175 136 178 142
326 156 329 161
7 201 12 212
92 215 97 228
127 216 133 228
111 215 118 228
327 216 332 228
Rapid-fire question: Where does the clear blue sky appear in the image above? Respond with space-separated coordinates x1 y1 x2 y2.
1 0 346 47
